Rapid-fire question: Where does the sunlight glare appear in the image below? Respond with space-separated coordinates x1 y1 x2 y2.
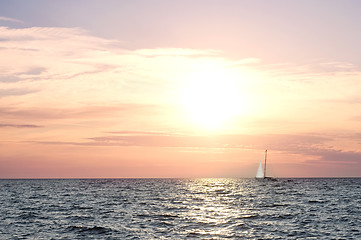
180 68 245 130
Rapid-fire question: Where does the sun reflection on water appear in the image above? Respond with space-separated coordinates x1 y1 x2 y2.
180 178 248 237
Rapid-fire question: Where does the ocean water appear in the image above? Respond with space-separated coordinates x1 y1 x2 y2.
1 178 360 239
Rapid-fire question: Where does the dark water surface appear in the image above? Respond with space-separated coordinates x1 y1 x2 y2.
1 178 360 239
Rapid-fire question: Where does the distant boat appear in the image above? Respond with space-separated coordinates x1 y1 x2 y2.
256 150 276 181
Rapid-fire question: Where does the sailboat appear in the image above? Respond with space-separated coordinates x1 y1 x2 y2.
256 150 276 180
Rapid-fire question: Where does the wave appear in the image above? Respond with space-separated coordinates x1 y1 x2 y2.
1 178 360 239
67 225 117 234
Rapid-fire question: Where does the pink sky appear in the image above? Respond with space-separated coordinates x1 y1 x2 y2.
1 1 361 178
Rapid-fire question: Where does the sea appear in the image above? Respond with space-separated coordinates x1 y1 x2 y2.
0 178 360 239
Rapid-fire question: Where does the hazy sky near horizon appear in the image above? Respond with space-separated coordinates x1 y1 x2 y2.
1 0 361 178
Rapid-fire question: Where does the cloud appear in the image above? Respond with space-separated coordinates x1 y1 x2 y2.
350 115 361 122
0 67 47 83
106 131 181 136
0 75 23 83
87 134 220 148
0 88 37 97
0 26 230 109
2 25 359 109
31 132 360 165
307 149 361 164
33 132 328 149
0 104 158 121
231 58 261 66
0 26 117 77
22 67 46 75
326 97 361 105
134 48 221 57
0 16 23 23
0 123 42 128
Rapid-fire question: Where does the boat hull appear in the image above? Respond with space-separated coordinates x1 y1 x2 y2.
255 177 277 181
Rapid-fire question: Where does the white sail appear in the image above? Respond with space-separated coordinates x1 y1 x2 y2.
256 158 264 179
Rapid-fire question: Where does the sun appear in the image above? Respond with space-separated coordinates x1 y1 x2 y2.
180 68 245 130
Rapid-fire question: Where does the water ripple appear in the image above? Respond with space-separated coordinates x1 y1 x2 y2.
0 178 360 239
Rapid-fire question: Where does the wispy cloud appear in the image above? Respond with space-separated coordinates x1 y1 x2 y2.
106 131 182 136
0 88 37 97
0 67 47 83
0 123 42 128
134 48 221 57
0 76 23 83
0 104 158 121
0 16 23 23
304 149 361 164
28 131 361 166
30 132 325 149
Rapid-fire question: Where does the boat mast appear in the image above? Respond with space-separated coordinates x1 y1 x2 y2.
264 150 267 177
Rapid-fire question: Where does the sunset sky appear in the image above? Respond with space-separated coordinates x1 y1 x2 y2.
1 0 361 178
